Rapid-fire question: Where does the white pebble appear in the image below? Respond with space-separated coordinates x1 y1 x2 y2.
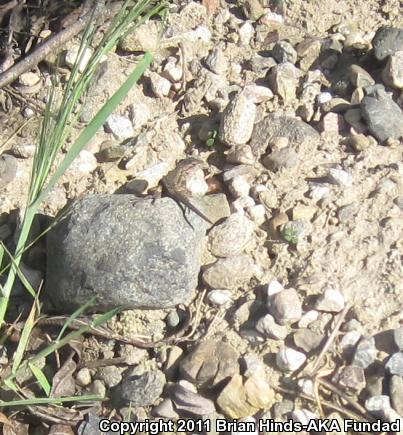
76 368 92 387
231 196 256 212
315 288 345 313
163 58 183 83
365 395 391 413
267 279 284 298
76 150 97 173
105 114 134 141
130 102 151 130
297 378 314 396
328 168 353 187
340 330 362 351
65 46 92 72
247 204 266 225
239 22 254 46
207 290 233 306
228 175 251 197
309 185 330 202
298 310 319 328
317 92 332 104
276 347 306 372
149 72 171 98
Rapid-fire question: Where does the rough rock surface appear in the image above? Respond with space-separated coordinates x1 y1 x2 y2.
46 195 206 310
250 114 320 157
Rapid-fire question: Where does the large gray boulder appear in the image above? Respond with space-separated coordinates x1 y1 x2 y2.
45 194 207 311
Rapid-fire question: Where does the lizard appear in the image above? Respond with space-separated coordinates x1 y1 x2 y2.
162 158 213 225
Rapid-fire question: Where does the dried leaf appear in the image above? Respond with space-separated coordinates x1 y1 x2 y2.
0 411 12 426
50 354 76 398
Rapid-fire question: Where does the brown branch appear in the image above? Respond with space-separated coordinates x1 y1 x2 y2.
0 0 103 89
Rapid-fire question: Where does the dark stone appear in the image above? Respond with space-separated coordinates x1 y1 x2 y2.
372 27 403 61
353 336 377 369
113 369 166 406
179 339 239 386
46 195 206 311
293 329 324 353
361 89 403 142
333 365 366 392
385 352 403 376
78 414 114 435
250 114 319 158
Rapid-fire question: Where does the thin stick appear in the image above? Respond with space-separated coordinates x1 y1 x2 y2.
317 378 370 418
309 303 351 375
273 385 367 422
0 0 100 89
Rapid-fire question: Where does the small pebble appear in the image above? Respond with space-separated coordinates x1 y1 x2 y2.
207 289 233 306
298 310 319 328
297 378 314 396
149 72 171 98
340 330 362 352
205 48 228 75
65 46 93 72
256 314 288 340
276 347 306 372
385 352 403 376
272 40 298 64
270 288 302 325
228 175 251 198
315 288 345 312
76 368 92 387
105 114 134 141
328 168 353 187
353 336 377 369
0 154 18 189
365 395 391 414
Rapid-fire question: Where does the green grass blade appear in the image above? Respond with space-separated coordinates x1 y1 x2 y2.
12 298 37 373
29 363 51 396
55 297 97 341
0 394 103 407
0 242 37 298
34 52 153 207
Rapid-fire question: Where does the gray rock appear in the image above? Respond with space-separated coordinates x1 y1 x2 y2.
272 40 298 64
0 154 18 189
353 337 377 369
250 114 319 158
262 146 299 171
383 50 403 89
169 384 216 416
394 326 403 350
96 366 123 388
208 214 255 258
219 91 256 146
365 395 391 414
333 365 365 392
205 48 228 75
385 352 403 376
78 414 114 435
349 65 375 88
114 369 166 406
179 339 239 386
46 195 206 311
105 114 134 141
372 27 403 61
152 399 179 419
361 88 403 141
256 314 288 340
293 329 323 353
202 254 256 289
270 288 302 325
276 346 306 372
268 62 300 102
390 375 403 416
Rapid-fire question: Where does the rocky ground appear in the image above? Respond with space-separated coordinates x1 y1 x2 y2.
0 0 402 434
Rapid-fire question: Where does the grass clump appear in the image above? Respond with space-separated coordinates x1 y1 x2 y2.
0 0 166 417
